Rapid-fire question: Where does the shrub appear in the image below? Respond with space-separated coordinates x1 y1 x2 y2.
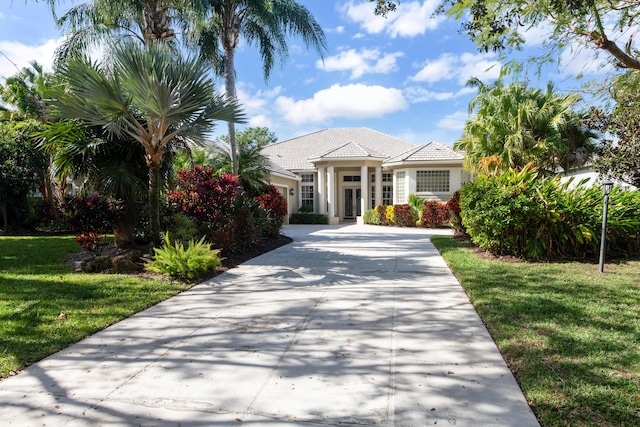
375 205 387 224
385 205 395 225
75 231 104 255
393 204 416 227
408 194 424 222
421 200 449 228
166 167 259 255
445 191 466 235
290 213 328 224
148 232 221 280
460 165 640 260
255 185 288 237
298 204 314 213
62 193 124 233
363 208 382 225
164 213 200 245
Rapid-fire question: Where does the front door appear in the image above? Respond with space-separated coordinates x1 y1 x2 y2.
344 188 362 220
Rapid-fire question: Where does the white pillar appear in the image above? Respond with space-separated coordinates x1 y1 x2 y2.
317 167 326 215
327 166 335 219
375 166 382 207
360 165 368 217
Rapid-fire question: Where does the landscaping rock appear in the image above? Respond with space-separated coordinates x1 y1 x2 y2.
82 256 112 273
111 254 139 274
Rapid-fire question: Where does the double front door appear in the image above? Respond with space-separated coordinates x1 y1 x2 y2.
344 188 362 220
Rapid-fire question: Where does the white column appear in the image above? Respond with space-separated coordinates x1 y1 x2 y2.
360 165 369 216
327 166 335 219
375 166 382 207
317 167 326 215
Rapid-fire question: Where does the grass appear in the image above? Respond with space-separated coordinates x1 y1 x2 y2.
0 235 192 379
431 235 640 427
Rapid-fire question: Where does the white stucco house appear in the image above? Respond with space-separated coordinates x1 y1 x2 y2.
262 128 468 224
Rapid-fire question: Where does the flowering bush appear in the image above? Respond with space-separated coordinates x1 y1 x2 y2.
75 231 103 255
421 200 448 228
255 185 288 237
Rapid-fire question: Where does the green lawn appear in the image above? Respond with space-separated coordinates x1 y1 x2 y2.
0 235 191 379
431 235 640 427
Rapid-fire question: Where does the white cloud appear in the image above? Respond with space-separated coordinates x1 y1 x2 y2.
318 48 403 79
343 0 445 38
275 83 408 125
327 26 345 34
436 110 469 131
404 87 454 103
412 52 501 85
0 39 60 80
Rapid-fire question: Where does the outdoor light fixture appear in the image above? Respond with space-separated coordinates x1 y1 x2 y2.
598 179 614 273
289 188 294 196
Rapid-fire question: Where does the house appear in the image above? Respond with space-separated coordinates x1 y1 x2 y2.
262 128 467 224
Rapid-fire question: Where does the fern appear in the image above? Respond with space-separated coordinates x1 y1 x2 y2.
148 232 221 280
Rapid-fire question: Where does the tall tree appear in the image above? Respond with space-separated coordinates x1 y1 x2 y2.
46 0 198 59
0 120 48 233
0 61 59 206
591 71 640 186
192 0 326 175
52 42 244 245
455 79 596 173
438 0 640 73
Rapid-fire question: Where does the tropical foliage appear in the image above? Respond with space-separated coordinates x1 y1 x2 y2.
460 165 640 260
52 41 243 245
148 232 222 280
0 120 48 232
438 0 640 73
191 0 327 174
455 79 596 174
590 71 640 187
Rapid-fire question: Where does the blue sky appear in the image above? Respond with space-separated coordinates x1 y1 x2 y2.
0 0 609 146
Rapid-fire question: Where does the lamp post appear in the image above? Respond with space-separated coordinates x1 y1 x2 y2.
598 179 614 273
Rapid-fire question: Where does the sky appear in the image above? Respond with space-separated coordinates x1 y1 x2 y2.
0 0 611 147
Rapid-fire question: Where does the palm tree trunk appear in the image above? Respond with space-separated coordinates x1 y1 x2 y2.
113 194 136 249
224 45 239 176
148 160 162 247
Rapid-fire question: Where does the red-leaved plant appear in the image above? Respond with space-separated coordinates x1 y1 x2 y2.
75 231 103 255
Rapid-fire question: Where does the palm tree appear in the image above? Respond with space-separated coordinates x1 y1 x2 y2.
52 41 244 245
47 0 200 58
455 79 596 174
192 0 327 175
208 138 270 195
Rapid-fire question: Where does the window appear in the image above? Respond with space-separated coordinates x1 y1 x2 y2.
371 173 394 207
396 172 405 203
343 175 361 182
416 170 450 193
300 173 314 210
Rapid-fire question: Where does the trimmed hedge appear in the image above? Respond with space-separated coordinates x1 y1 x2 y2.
290 213 328 224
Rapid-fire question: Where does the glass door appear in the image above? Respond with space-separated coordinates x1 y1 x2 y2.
344 188 362 220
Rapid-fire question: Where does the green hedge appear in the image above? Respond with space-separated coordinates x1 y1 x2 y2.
460 165 640 260
290 213 328 224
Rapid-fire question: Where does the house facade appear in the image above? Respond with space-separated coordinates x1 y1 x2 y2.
262 128 468 224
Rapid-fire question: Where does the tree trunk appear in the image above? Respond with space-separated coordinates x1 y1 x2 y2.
224 45 239 176
0 202 7 235
113 194 137 249
148 159 162 248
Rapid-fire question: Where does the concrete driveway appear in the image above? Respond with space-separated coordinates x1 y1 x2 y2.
0 224 539 426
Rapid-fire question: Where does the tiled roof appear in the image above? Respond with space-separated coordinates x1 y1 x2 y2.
384 141 464 164
267 160 300 180
309 141 388 160
262 128 416 170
